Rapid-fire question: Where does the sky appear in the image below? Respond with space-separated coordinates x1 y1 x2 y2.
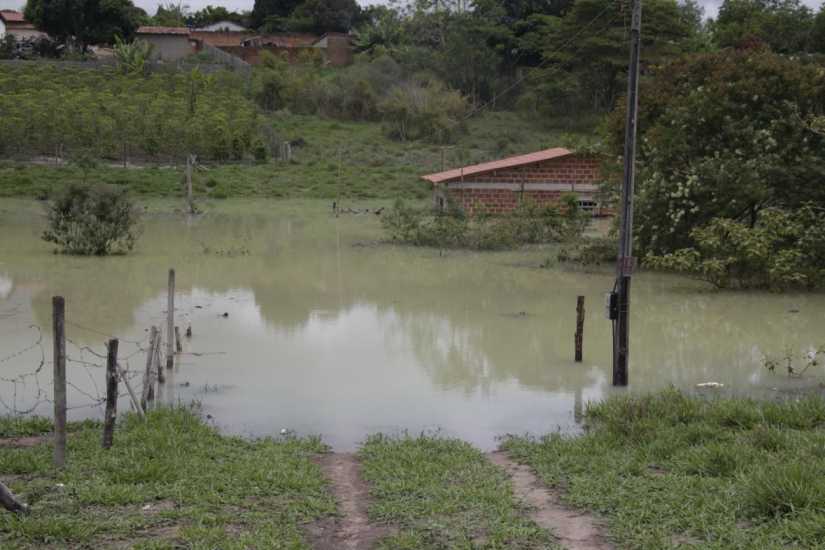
1 0 823 21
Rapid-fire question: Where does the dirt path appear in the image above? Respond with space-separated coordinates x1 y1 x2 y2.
0 435 49 448
488 451 612 550
308 453 391 550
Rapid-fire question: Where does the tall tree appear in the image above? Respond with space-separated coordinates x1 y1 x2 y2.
285 0 362 33
24 0 140 49
251 0 304 30
712 0 814 53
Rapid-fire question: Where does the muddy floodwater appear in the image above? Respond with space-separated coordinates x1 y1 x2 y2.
1 199 824 449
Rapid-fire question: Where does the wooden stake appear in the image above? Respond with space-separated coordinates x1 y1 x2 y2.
575 296 585 362
102 338 119 449
141 327 158 412
116 364 144 420
175 326 182 353
156 331 165 384
166 269 175 370
52 296 66 468
186 154 194 214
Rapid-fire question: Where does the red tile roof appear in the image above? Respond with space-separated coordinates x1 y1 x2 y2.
190 30 251 47
136 26 190 36
422 148 574 184
0 10 26 23
243 33 319 48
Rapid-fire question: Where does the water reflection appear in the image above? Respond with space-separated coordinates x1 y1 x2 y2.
1 199 823 450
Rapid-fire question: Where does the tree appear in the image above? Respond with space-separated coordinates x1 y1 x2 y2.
712 0 814 53
606 48 825 255
187 5 246 28
153 2 187 27
251 0 303 29
285 0 362 33
24 0 140 50
532 0 693 114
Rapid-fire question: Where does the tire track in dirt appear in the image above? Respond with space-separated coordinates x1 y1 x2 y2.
488 451 613 550
308 453 392 550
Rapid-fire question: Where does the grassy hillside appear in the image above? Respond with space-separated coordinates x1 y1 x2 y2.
0 111 595 200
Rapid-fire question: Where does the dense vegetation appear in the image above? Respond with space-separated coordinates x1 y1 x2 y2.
382 197 587 250
505 389 825 548
0 63 260 163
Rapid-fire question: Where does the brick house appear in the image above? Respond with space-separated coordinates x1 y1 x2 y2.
190 31 353 67
0 10 47 40
421 148 606 216
136 26 195 61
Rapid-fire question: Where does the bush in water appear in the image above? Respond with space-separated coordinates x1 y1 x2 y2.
42 184 140 255
382 196 586 250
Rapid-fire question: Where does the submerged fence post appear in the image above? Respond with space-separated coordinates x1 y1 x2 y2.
175 326 182 353
141 326 158 412
52 296 67 468
166 269 175 370
575 296 585 362
102 338 119 449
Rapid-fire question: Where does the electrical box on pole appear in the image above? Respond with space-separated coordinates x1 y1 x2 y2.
610 0 642 387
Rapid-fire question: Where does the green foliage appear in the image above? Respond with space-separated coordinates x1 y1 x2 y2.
24 0 140 50
113 36 153 76
644 206 825 289
360 434 556 548
712 0 815 53
0 63 259 162
607 48 825 255
504 390 825 548
42 184 140 255
557 236 617 266
0 407 335 548
379 78 468 143
382 197 585 250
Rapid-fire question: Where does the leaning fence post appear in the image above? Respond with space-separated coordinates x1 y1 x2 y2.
52 296 67 468
166 269 175 370
574 296 585 362
102 338 119 449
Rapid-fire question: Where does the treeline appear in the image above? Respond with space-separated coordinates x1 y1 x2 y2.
0 64 262 163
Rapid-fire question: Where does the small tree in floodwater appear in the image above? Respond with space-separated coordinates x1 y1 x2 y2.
42 184 140 255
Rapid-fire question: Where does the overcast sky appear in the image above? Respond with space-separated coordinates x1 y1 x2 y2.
1 0 823 21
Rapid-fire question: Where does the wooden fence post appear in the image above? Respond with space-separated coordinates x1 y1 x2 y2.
155 331 165 384
166 269 175 370
175 326 182 353
574 296 585 362
52 296 66 468
141 326 158 412
102 338 119 449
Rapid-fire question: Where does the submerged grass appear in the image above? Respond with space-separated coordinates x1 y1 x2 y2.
503 388 825 549
0 407 335 549
0 111 587 201
359 434 558 549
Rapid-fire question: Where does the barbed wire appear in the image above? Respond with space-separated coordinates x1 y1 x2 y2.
0 323 158 417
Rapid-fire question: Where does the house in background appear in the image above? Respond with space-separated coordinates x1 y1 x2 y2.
136 26 196 60
0 10 47 40
197 21 247 32
192 30 353 66
422 148 607 216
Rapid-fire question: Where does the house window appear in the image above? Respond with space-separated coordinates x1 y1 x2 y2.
578 200 597 212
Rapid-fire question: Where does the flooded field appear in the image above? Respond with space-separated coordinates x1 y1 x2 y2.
1 199 824 450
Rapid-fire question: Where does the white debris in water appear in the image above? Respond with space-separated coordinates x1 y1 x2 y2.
696 382 724 388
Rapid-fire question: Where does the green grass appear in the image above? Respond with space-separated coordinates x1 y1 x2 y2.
0 407 335 549
359 434 558 549
503 388 825 549
0 111 592 200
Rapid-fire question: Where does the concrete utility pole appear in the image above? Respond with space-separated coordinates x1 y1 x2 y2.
612 0 642 386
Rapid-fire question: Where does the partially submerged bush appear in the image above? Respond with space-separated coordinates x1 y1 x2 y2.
382 197 585 250
42 184 140 255
557 236 617 266
644 206 825 289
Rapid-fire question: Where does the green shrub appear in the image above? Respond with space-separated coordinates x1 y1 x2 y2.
644 206 825 289
558 236 617 266
742 461 825 518
378 78 467 144
42 184 140 255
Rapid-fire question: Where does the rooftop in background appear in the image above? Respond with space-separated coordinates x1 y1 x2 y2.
136 26 191 36
0 10 26 23
422 148 574 184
